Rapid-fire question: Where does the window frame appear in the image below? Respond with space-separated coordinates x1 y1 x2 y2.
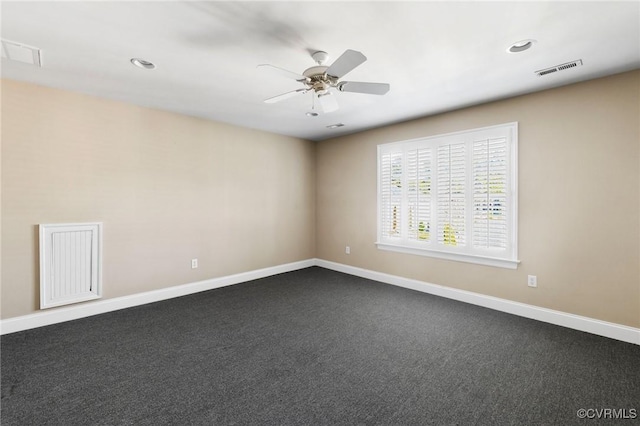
376 122 519 269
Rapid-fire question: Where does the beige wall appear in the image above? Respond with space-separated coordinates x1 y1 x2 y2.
316 70 640 328
2 71 639 329
1 79 316 319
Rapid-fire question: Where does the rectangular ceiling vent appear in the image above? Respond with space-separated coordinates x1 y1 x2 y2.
535 59 583 77
1 39 43 67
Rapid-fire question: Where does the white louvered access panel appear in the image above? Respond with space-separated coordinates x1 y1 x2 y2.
39 223 102 309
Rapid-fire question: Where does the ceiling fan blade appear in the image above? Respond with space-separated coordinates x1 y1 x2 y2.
339 81 390 95
325 49 367 79
264 88 308 104
257 64 308 82
317 92 339 113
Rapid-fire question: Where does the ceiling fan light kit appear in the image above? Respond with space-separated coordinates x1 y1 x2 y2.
259 49 390 114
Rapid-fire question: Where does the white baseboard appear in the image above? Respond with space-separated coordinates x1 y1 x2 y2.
3 258 638 345
316 259 640 346
0 259 316 335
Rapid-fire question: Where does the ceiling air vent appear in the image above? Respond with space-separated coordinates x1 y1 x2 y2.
535 59 582 77
1 39 42 67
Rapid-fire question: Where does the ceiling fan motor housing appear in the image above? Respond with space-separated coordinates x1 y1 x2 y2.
303 65 328 78
303 65 337 94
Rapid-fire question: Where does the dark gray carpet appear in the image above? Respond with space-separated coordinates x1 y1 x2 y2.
2 267 639 425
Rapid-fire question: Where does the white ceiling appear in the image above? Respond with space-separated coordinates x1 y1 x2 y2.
2 1 639 141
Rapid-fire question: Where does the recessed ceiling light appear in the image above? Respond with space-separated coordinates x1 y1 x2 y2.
507 39 536 53
306 112 318 117
130 58 156 69
326 123 345 129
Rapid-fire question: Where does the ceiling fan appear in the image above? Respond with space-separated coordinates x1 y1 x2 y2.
258 49 390 113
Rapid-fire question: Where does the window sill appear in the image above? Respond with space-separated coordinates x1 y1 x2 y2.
375 242 520 269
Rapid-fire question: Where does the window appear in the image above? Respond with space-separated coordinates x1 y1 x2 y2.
377 123 519 269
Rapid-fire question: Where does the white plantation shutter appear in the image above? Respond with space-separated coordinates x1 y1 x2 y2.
407 148 432 242
437 142 466 247
473 137 508 250
380 151 403 239
377 123 518 269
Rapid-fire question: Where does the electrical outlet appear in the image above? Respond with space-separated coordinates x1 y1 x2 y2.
345 246 350 255
527 275 537 288
191 259 198 269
